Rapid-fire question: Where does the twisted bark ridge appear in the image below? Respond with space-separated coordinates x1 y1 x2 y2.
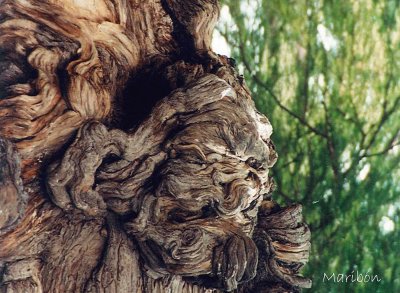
0 1 311 292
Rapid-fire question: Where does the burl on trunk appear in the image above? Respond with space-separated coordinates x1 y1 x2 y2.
0 1 311 292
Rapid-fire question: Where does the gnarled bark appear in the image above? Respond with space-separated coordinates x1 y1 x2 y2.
0 138 27 236
0 1 311 292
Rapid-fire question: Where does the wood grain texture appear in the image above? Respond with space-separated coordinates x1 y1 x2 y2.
0 137 27 236
0 1 311 292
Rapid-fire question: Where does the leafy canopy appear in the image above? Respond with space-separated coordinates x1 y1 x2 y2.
216 0 400 292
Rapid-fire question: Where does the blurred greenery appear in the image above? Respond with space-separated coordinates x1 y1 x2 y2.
216 0 400 292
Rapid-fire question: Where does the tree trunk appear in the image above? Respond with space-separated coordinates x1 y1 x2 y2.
0 1 311 292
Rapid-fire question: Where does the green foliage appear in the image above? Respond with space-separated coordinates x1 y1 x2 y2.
217 0 400 292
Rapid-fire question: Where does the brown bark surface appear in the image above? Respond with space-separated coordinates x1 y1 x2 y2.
0 1 311 292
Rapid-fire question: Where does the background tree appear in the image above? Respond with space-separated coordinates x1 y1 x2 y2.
217 0 400 292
